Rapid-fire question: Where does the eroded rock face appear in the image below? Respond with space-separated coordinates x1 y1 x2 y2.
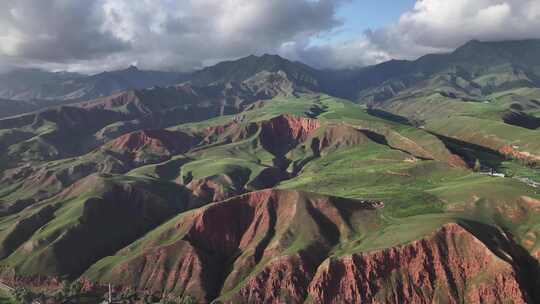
80 90 141 111
84 190 345 302
499 145 540 164
228 250 324 304
310 124 369 156
447 154 469 168
104 129 197 165
185 175 241 207
307 223 529 304
107 130 195 154
260 115 321 155
83 190 534 304
85 190 281 302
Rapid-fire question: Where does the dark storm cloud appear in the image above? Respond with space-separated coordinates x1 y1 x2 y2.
0 0 129 62
0 0 345 72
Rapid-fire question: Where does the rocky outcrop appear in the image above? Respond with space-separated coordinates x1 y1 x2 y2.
308 124 370 156
80 90 142 111
104 130 197 165
499 145 540 165
447 154 469 168
6 185 533 304
307 223 529 304
185 175 241 207
82 189 381 303
260 114 321 156
229 252 320 304
84 189 534 304
107 130 196 154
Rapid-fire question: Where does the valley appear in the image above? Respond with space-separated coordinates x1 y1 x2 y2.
0 40 539 303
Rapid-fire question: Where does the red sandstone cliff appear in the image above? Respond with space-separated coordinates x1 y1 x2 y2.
82 189 532 304
307 223 529 304
260 114 321 155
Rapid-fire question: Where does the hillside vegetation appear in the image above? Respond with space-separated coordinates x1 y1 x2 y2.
0 39 538 303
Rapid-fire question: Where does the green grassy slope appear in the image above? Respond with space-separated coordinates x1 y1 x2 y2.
0 92 538 302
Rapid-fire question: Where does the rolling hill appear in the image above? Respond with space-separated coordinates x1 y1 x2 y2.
0 39 538 303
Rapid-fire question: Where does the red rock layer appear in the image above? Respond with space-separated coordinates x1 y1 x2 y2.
186 176 232 204
315 124 369 153
107 129 195 154
228 250 324 304
200 121 258 144
80 90 140 110
447 154 469 168
307 223 528 304
499 145 540 164
84 190 531 304
260 114 321 155
85 190 343 302
0 268 62 290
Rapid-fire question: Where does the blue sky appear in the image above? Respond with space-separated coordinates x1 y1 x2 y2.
309 0 416 46
337 0 416 35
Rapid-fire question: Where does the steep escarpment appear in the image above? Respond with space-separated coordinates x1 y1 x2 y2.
307 223 530 304
259 114 321 156
83 190 383 302
82 189 537 304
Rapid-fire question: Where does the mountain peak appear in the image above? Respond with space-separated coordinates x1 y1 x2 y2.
239 53 287 63
125 65 140 72
188 52 319 88
260 53 283 59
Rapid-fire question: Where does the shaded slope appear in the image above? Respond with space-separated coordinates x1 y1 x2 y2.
0 66 185 102
0 174 192 281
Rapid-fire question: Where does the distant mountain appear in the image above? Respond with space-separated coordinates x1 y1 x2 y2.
0 69 83 101
0 98 39 118
327 39 540 102
188 54 321 90
0 66 186 102
0 55 315 118
2 39 540 119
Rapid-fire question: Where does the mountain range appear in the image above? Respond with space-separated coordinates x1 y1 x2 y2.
0 39 539 303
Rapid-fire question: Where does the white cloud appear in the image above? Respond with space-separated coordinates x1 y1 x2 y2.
0 0 539 72
295 0 540 69
0 0 344 72
369 0 540 59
